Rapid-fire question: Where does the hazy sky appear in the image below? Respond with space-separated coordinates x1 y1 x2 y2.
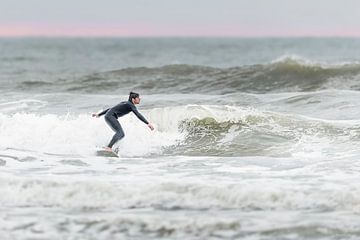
1 0 359 37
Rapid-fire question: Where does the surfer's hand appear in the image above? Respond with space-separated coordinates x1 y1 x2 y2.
92 113 99 118
148 123 154 131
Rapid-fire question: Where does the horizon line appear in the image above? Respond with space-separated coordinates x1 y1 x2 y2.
1 35 360 39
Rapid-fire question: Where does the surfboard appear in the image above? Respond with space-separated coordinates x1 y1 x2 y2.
96 150 118 157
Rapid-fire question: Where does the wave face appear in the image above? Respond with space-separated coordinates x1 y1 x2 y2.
163 105 360 158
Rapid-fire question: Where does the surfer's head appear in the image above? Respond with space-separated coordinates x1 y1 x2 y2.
129 91 140 104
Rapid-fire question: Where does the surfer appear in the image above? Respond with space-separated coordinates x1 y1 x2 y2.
92 92 154 152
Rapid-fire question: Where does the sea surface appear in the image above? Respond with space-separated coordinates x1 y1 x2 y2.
1 38 360 239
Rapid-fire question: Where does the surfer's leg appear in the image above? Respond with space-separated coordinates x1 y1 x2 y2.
105 116 125 148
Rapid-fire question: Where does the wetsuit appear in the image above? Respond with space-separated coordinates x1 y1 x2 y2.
98 101 149 148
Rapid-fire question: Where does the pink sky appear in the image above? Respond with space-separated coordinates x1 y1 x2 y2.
1 0 359 37
1 23 359 37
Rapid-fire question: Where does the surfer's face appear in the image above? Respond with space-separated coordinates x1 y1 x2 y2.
133 97 141 104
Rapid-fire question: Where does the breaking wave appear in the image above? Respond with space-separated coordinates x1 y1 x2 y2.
1 104 359 158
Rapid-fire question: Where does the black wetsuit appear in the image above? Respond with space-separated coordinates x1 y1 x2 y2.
98 101 149 148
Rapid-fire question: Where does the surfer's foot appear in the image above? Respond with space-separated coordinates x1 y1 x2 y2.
103 147 113 152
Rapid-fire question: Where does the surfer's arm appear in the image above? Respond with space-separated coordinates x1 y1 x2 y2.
131 105 149 124
97 108 110 117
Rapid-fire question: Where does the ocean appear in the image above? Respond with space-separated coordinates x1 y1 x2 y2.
1 38 360 239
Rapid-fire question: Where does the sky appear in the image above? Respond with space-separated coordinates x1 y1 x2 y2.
0 0 359 37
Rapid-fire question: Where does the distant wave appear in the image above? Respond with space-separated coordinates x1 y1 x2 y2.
14 55 360 94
